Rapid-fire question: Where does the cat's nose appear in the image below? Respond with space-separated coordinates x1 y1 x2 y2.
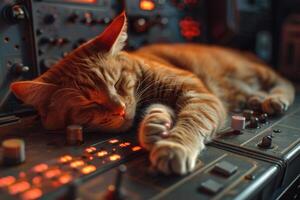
113 102 126 117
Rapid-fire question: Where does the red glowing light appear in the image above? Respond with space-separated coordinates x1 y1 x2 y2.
58 174 72 184
109 139 119 144
132 146 142 152
59 155 73 163
81 165 96 174
21 188 42 200
44 169 62 179
0 176 16 188
85 147 97 153
179 17 201 40
32 163 48 173
109 154 121 161
140 0 155 11
70 160 85 168
97 150 108 157
119 142 131 148
8 181 31 195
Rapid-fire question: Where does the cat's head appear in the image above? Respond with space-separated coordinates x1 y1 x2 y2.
10 12 138 132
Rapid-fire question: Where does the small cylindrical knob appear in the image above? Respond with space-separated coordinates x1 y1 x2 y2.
2 139 25 165
105 165 127 200
231 115 245 131
66 125 83 145
243 109 254 121
259 113 268 124
248 116 259 129
11 63 29 75
2 4 27 23
258 135 273 149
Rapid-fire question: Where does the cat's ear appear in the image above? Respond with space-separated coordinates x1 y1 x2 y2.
76 11 127 56
10 81 58 112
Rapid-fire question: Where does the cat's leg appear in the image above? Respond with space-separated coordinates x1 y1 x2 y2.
150 91 226 175
247 64 295 114
138 104 175 150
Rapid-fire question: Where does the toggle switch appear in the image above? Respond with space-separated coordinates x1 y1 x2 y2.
105 165 127 200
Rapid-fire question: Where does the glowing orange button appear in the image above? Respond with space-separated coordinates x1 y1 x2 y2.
59 155 73 163
21 188 42 200
119 142 131 147
140 0 155 11
85 147 97 153
109 139 119 144
132 146 142 152
44 169 61 179
97 150 108 157
109 154 121 161
8 181 31 195
0 176 16 188
58 174 72 184
70 160 85 168
32 163 48 173
81 165 96 174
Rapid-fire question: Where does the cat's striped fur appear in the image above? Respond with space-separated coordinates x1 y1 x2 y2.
10 12 295 175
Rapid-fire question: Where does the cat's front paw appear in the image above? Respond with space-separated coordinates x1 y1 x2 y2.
262 95 289 115
150 140 199 175
138 104 174 150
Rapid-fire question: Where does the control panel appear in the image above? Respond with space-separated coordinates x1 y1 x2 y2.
0 95 299 200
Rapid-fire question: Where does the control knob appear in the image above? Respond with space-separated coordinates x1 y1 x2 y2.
2 4 27 23
2 139 25 166
243 109 254 121
11 63 29 75
43 14 56 25
66 125 83 145
258 135 273 149
259 113 268 124
231 115 245 134
248 116 259 129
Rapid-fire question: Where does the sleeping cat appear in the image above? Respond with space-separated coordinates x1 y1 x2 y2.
10 12 295 175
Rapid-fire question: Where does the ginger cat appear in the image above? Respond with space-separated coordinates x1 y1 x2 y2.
10 12 295 175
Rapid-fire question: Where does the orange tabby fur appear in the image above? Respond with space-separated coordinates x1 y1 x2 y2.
10 12 295 175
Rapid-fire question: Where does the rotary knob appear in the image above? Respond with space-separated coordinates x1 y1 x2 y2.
248 116 259 129
2 4 27 23
66 125 83 145
43 14 56 25
259 113 268 124
243 109 254 121
2 139 25 166
258 135 273 149
67 13 79 23
11 63 29 75
231 115 245 134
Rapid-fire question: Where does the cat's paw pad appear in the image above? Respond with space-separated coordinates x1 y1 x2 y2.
138 109 173 150
262 95 289 115
150 140 198 175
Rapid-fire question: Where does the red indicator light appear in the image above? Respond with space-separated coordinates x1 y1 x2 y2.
59 155 73 163
8 181 31 195
32 176 42 186
85 147 97 153
109 139 119 144
32 163 48 173
132 146 142 152
0 176 16 188
179 17 201 40
119 142 131 148
44 169 61 179
97 150 108 157
21 188 42 200
81 165 96 174
58 174 72 184
140 0 155 11
70 160 85 168
109 154 121 161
